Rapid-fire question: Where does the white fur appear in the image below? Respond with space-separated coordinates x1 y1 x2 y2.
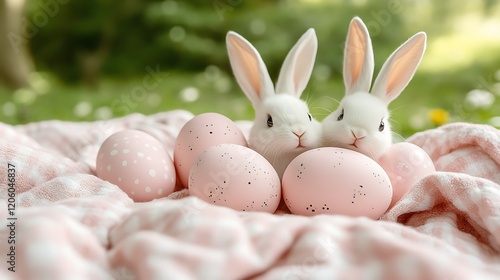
322 17 426 160
226 29 322 178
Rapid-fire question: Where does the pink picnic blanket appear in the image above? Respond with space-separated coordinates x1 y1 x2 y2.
0 110 499 280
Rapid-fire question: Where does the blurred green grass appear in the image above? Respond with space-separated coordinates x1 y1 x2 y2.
1 1 499 139
1 67 499 139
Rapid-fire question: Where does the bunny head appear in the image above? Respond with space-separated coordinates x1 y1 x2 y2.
226 29 322 178
322 17 427 160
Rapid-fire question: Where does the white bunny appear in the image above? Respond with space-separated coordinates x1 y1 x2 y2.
322 17 426 161
226 29 322 178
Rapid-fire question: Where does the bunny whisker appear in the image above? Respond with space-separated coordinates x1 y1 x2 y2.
391 131 406 143
388 118 401 132
320 95 341 105
389 104 410 113
312 106 333 117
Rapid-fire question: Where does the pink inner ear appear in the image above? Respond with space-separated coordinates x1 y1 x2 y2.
385 52 417 94
292 37 316 96
348 23 369 85
242 50 262 97
293 51 308 92
383 34 426 100
231 37 263 99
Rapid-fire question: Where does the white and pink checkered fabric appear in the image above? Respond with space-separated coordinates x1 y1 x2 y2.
0 111 499 280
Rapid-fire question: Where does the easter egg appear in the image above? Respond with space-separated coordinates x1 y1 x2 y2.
174 113 248 188
188 144 280 213
96 129 176 202
282 147 392 219
378 142 435 208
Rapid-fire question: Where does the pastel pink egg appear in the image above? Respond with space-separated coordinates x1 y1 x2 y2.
96 130 176 202
282 147 392 219
174 113 248 188
188 144 280 213
378 142 435 208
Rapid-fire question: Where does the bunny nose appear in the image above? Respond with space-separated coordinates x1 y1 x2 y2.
350 130 365 148
293 131 305 147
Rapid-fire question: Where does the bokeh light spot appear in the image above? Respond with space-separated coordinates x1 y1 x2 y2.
170 26 186 42
74 101 93 118
179 87 199 102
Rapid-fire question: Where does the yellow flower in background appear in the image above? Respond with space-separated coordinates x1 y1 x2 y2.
429 108 449 126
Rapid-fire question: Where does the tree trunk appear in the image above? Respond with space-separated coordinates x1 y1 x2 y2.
0 0 34 90
77 18 116 88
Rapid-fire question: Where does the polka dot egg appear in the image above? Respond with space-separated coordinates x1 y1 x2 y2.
174 113 248 188
96 129 176 202
188 144 280 213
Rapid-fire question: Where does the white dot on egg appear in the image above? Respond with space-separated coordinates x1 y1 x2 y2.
145 187 151 193
164 173 168 180
123 149 130 154
134 160 137 164
158 188 163 195
149 169 156 177
134 135 140 138
122 161 128 166
137 152 144 157
118 177 122 182
162 160 166 164
106 165 112 171
153 146 158 151
124 137 129 140
147 157 152 161
145 144 150 147
125 141 129 144
164 165 169 171
113 143 118 147
110 150 118 156
131 191 135 195
134 179 139 184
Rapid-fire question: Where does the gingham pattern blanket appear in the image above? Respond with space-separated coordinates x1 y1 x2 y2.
0 110 499 280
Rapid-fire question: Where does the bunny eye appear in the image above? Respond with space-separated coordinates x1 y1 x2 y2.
307 113 312 122
337 109 344 121
379 119 385 132
267 115 274 128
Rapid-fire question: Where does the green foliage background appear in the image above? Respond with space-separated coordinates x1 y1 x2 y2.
1 0 499 138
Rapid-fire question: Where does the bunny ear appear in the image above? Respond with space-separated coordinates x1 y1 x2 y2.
343 17 374 96
275 28 318 98
226 31 275 107
371 32 427 104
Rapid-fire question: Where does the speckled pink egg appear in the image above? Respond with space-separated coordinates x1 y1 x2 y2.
378 142 435 208
282 147 392 219
96 130 176 202
188 144 280 213
174 113 248 188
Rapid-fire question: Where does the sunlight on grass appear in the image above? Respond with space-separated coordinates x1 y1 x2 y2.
420 16 500 73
